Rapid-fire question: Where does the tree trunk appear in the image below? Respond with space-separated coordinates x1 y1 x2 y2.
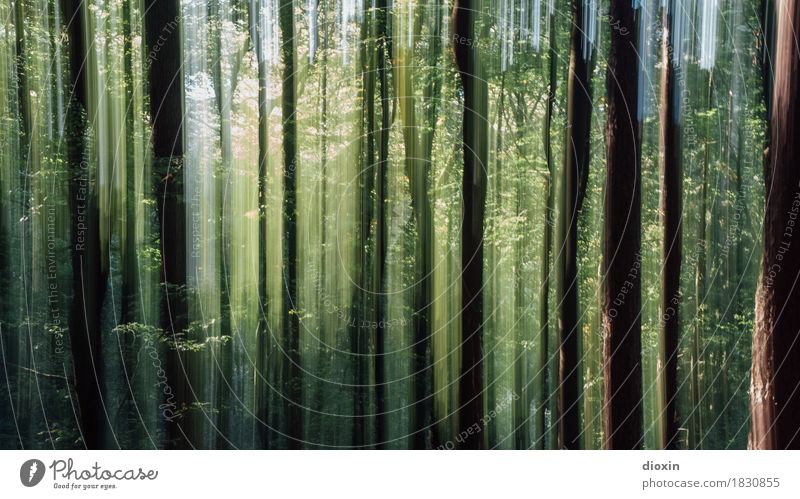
453 0 488 450
557 0 593 450
374 0 391 448
657 0 682 450
750 0 800 449
64 0 112 450
145 0 188 449
535 13 558 450
351 10 377 448
393 11 435 447
278 0 302 449
249 0 271 448
603 0 643 450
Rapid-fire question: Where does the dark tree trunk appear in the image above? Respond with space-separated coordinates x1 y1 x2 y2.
557 0 594 450
374 0 391 448
602 0 643 450
453 0 488 450
535 12 558 450
14 0 30 154
351 10 377 448
657 1 682 450
121 1 141 329
750 0 800 450
278 0 302 449
145 0 189 449
250 0 270 448
64 0 111 450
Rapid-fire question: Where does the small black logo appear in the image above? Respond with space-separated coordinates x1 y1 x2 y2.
20 459 45 487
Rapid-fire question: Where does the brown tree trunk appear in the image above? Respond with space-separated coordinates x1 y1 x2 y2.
657 1 682 450
750 0 800 450
557 0 594 450
603 0 643 450
374 0 391 448
145 0 189 449
64 0 110 449
278 0 302 449
453 0 488 450
536 13 558 450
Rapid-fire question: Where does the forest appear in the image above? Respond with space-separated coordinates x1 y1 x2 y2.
0 0 798 450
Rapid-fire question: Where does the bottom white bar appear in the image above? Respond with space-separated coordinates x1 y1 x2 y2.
1 451 797 498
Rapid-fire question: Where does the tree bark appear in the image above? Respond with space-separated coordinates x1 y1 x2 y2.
557 0 594 450
392 11 435 448
535 13 558 450
750 0 800 450
146 0 189 448
657 1 682 450
64 0 113 450
278 0 302 449
374 0 391 448
603 0 643 450
249 0 271 448
145 0 189 449
351 9 377 448
453 0 488 450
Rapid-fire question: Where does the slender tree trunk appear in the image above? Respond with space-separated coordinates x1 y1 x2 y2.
278 0 302 449
351 9 377 447
145 0 188 449
557 0 593 450
603 0 643 450
212 3 247 449
14 0 30 145
121 1 141 329
374 0 391 448
535 15 558 450
453 0 488 450
513 147 526 449
310 0 331 448
750 0 800 449
249 0 271 449
657 0 682 450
